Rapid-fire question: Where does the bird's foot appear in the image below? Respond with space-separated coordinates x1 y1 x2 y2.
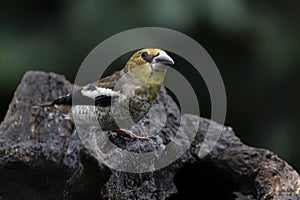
114 129 151 141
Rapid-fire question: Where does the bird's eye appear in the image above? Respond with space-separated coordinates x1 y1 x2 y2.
141 52 148 58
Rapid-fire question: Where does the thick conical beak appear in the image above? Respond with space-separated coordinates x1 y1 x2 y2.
152 51 174 66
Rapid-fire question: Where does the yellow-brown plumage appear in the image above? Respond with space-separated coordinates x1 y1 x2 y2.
39 48 174 140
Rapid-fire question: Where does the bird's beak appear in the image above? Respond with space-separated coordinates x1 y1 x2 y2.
152 51 174 66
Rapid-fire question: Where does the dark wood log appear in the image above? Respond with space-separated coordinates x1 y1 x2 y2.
0 71 299 200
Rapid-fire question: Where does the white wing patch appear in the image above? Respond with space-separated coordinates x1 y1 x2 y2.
81 84 120 99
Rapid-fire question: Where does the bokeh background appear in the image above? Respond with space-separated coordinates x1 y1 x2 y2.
0 0 299 172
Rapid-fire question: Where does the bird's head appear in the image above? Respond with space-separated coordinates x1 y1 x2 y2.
123 48 174 84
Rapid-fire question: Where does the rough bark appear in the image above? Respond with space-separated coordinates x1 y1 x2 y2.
0 71 299 200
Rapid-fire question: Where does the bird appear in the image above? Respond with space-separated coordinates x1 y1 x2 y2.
38 48 174 140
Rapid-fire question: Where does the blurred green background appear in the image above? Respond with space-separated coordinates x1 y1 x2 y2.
0 0 299 170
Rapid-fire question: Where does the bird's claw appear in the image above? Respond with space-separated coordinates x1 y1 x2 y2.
114 129 151 141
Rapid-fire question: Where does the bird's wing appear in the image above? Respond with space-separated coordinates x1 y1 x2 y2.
80 83 120 107
52 71 122 107
81 70 122 99
96 70 122 89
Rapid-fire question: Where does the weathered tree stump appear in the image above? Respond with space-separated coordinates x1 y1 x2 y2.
0 71 299 200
